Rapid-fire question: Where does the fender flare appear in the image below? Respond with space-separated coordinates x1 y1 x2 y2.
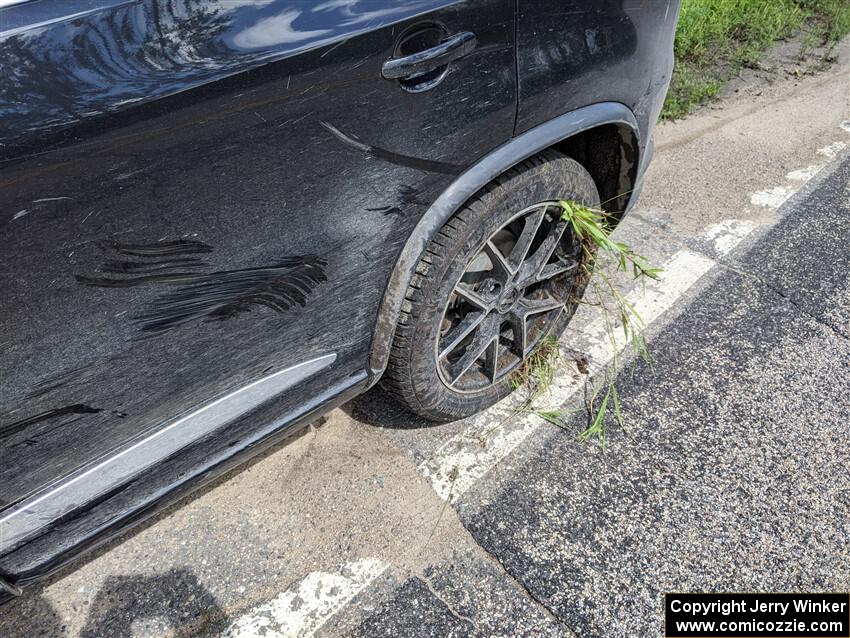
368 101 641 378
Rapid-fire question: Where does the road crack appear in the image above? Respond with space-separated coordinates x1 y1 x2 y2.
414 574 477 628
461 529 578 637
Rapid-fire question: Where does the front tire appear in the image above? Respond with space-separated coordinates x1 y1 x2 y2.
382 151 600 422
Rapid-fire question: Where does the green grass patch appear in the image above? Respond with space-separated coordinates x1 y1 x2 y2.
559 201 659 445
663 0 850 119
512 202 662 447
511 334 560 399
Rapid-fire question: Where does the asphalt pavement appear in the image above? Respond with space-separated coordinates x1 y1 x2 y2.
452 154 850 636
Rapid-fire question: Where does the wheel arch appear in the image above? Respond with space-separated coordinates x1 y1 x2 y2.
368 101 641 379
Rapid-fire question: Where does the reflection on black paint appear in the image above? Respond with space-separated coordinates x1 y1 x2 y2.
136 256 328 334
0 0 443 150
0 0 234 143
0 405 103 439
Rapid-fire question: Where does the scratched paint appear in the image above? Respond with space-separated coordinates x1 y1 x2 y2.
99 258 209 274
366 184 429 216
106 240 213 257
76 271 210 288
320 121 463 175
75 240 212 287
0 405 103 440
0 0 451 144
135 256 328 334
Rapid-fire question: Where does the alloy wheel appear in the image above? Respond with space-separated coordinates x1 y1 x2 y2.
435 202 583 393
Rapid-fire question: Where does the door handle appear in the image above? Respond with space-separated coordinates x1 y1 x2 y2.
382 31 477 80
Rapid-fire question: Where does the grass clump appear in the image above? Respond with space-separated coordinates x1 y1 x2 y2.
512 201 661 447
511 334 560 400
664 0 850 119
559 201 660 445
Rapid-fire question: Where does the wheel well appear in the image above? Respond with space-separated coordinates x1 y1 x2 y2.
368 103 641 378
554 123 638 224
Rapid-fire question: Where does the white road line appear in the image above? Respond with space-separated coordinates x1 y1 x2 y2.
222 558 388 638
818 141 847 159
418 220 755 502
704 219 757 253
751 140 846 207
750 186 794 209
787 166 822 182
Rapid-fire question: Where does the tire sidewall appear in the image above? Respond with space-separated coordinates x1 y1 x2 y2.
405 156 600 420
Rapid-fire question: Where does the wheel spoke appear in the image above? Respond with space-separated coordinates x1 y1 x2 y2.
515 293 564 318
483 337 500 384
453 282 490 310
438 309 488 360
537 256 580 282
515 220 569 288
437 202 583 391
483 240 513 280
508 207 546 271
447 313 501 386
506 313 527 357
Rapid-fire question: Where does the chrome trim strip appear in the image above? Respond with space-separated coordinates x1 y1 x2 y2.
0 354 336 553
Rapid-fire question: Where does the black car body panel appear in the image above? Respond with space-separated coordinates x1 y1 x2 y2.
0 0 679 593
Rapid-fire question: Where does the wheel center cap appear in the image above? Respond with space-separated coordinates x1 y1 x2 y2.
496 287 520 314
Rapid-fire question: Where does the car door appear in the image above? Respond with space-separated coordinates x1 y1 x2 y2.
0 0 516 579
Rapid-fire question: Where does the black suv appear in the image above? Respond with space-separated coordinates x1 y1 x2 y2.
0 0 680 598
